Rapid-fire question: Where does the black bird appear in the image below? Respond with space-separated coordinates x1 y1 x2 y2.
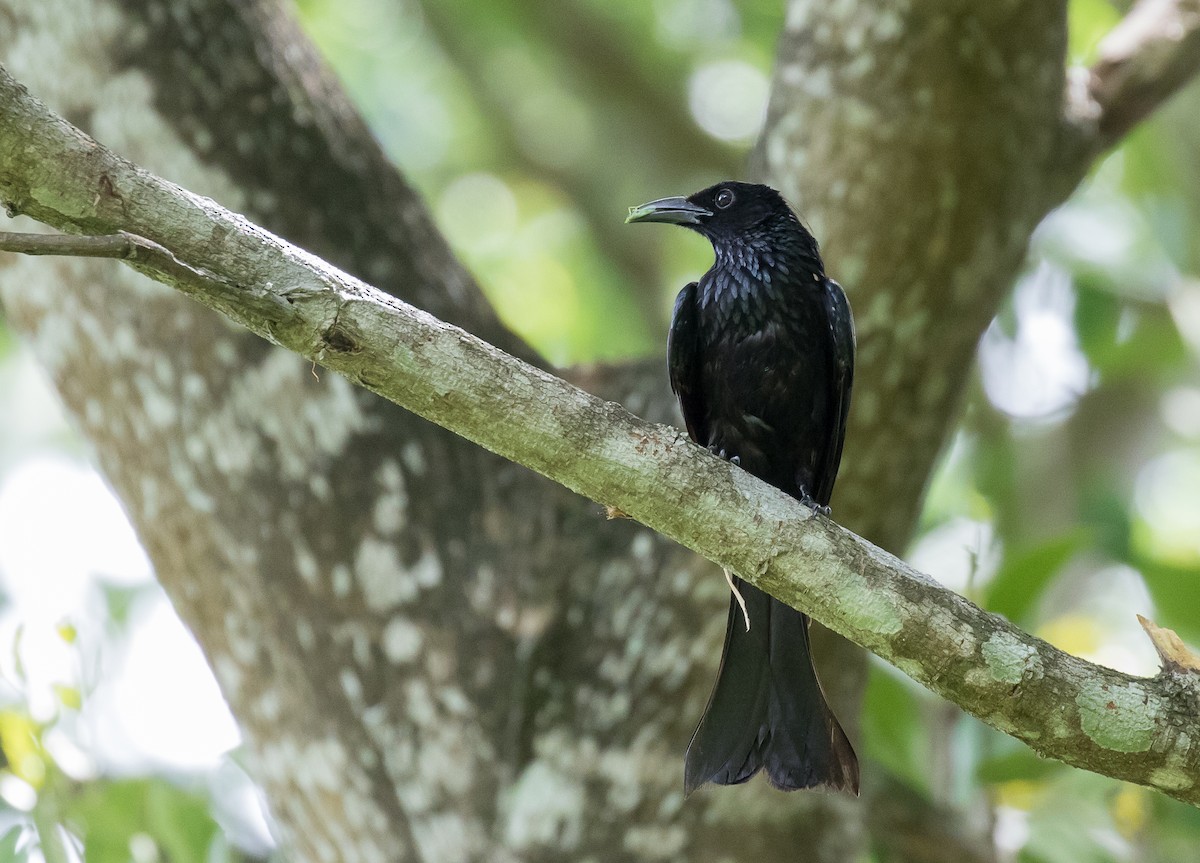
627 181 859 795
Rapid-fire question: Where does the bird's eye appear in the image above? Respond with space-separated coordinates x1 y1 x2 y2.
715 189 735 209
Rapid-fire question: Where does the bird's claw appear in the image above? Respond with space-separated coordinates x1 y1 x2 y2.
707 445 741 467
799 489 831 516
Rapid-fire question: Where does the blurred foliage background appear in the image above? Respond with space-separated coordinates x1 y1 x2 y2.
1 0 1199 860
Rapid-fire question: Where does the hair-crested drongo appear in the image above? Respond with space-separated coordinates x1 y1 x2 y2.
627 181 859 795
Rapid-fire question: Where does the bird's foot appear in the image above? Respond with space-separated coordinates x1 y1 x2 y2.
723 566 750 632
707 445 741 467
799 488 831 516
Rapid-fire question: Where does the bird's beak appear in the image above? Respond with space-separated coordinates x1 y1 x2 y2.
625 196 712 226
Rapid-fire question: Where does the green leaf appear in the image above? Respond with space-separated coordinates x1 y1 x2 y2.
976 747 1065 784
51 685 81 712
0 826 27 863
1067 0 1120 65
1147 793 1200 861
0 710 46 788
1072 277 1122 367
146 781 219 863
1073 282 1187 381
98 582 154 631
66 779 146 863
11 624 26 685
862 664 929 794
983 531 1088 624
0 318 14 362
1080 486 1133 562
1120 119 1185 202
65 778 221 863
1017 771 1129 863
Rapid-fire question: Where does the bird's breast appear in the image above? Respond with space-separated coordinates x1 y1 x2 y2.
695 275 832 486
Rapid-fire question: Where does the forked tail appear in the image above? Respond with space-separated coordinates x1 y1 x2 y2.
684 577 860 795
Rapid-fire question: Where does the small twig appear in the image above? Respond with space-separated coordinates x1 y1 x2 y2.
723 566 750 632
0 230 137 258
0 229 227 290
1138 615 1200 674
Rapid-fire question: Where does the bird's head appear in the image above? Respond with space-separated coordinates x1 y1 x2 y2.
625 181 802 245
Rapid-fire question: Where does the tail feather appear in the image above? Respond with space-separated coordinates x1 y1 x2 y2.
684 578 859 796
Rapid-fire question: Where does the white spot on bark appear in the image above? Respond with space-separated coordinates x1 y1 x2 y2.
439 686 472 716
311 835 337 863
355 537 415 611
256 689 282 722
295 545 320 588
133 373 178 428
410 547 443 588
362 703 390 732
296 618 316 651
139 475 161 521
373 489 406 535
382 618 422 664
401 441 426 475
212 655 243 700
322 563 346 598
84 398 103 427
340 668 363 704
802 65 833 99
193 127 214 152
630 531 655 564
844 52 875 80
366 255 396 284
624 825 688 860
505 762 584 851
874 6 905 41
225 613 259 664
469 564 497 614
214 340 239 366
405 679 437 727
413 814 484 863
866 291 893 328
348 625 372 668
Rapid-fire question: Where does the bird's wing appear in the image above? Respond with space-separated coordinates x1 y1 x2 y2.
668 281 708 444
815 278 855 504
